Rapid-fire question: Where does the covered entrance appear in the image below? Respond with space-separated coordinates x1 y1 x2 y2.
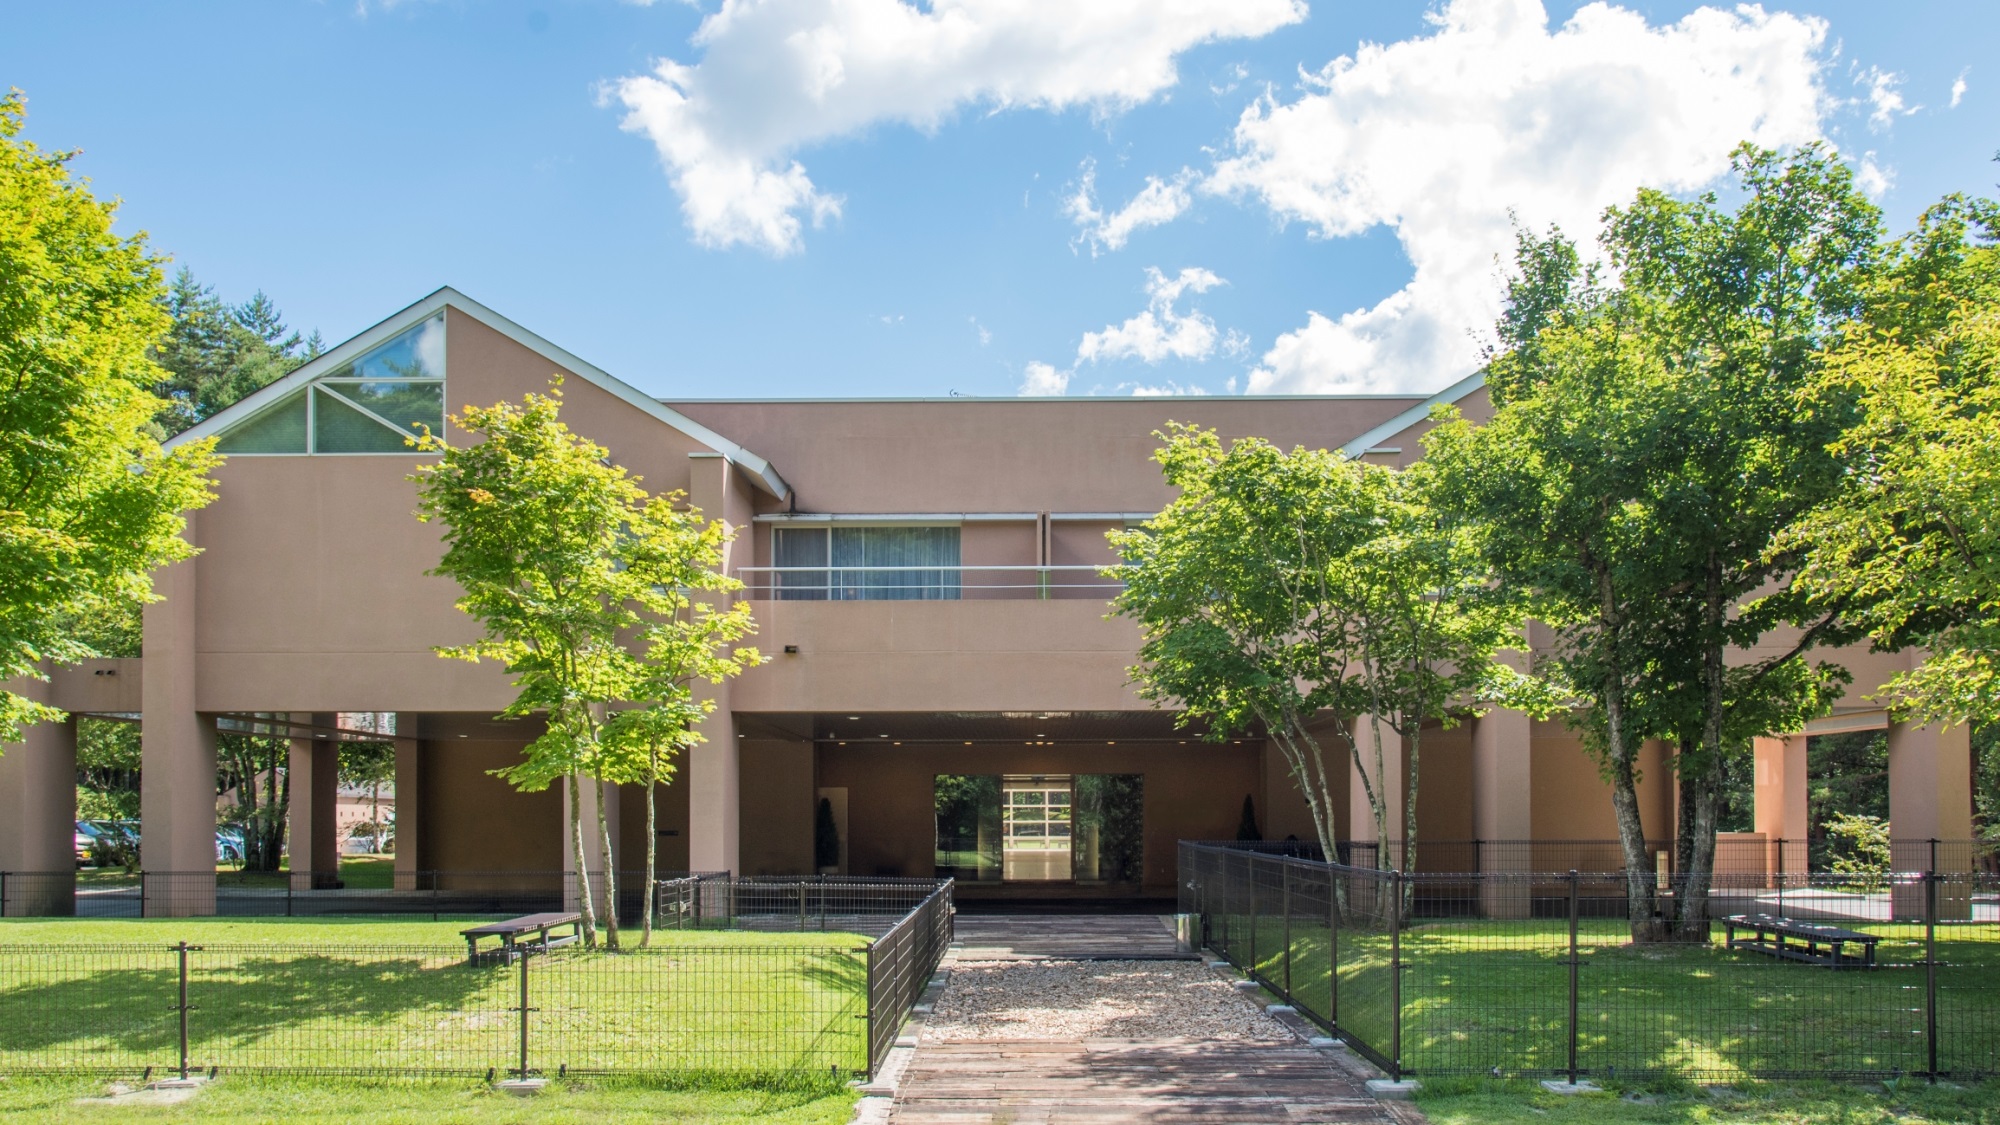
935 773 1145 888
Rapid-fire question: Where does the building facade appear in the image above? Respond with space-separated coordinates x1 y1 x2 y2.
0 290 1976 914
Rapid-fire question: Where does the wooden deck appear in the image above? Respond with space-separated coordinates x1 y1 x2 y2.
889 1039 1391 1124
951 914 1195 961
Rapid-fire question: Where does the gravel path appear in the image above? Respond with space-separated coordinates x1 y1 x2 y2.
922 959 1292 1042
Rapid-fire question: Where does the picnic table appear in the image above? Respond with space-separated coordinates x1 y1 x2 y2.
1722 913 1881 968
461 912 583 964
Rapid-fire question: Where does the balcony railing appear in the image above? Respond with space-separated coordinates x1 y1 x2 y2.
734 565 1128 601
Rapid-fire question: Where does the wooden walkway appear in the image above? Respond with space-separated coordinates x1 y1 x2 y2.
880 914 1396 1125
890 1039 1391 1124
950 914 1195 961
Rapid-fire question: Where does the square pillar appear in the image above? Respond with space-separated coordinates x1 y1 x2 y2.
393 727 420 884
287 716 341 889
1753 734 1809 888
687 449 750 878
1471 704 1532 918
1889 721 1974 919
0 673 78 915
1349 716 1405 870
141 533 217 917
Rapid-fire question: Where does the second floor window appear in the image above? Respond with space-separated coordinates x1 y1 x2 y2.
773 525 961 601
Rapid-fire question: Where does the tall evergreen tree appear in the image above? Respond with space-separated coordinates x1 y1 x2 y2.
150 267 319 436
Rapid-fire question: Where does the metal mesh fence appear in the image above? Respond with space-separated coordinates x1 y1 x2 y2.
1182 841 2000 1084
0 878 953 1079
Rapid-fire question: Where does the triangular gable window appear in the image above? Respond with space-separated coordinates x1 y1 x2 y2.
215 313 445 454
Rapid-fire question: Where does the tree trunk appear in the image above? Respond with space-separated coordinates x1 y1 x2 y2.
1599 573 1662 941
1403 721 1421 916
1673 557 1728 942
568 766 598 947
596 773 621 951
642 751 658 948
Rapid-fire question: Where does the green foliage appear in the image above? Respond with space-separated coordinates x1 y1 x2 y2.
1235 794 1261 842
150 267 319 437
1424 144 1884 938
1824 812 1892 887
813 797 840 870
0 90 219 745
1780 196 2000 729
412 379 758 948
1110 423 1521 869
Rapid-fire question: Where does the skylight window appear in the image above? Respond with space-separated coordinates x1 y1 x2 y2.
215 313 446 455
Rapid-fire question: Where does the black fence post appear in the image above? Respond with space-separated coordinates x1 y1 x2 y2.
863 939 878 1078
514 949 535 1080
1567 869 1580 1086
799 880 808 932
1328 867 1339 1032
172 940 201 1081
1389 868 1403 1083
1247 857 1259 977
1925 869 1939 1083
1281 860 1293 1003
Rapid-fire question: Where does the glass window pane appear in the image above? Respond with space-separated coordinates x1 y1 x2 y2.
313 387 410 453
322 313 445 381
318 381 442 439
774 528 829 601
216 389 307 453
831 526 960 601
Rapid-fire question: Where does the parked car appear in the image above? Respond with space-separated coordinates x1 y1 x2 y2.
84 820 140 869
216 826 246 866
74 824 94 866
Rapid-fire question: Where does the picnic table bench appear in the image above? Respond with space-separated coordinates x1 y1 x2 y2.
461 912 583 964
1723 913 1880 968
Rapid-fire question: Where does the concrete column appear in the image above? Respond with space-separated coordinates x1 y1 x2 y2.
561 775 619 912
0 671 78 916
286 715 341 889
141 524 217 917
393 725 419 883
1349 716 1405 870
687 450 750 877
1470 704 1532 918
1753 734 1810 886
1888 721 1974 919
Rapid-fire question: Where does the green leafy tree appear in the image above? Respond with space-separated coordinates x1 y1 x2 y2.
1426 145 1883 940
216 732 288 870
150 268 320 437
599 496 760 947
1110 424 1521 889
1780 196 2000 730
413 380 651 949
340 741 397 854
0 89 219 746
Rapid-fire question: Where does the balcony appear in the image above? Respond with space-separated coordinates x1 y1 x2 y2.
733 565 1127 602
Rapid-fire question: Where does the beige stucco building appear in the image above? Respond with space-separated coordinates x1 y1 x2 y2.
0 289 1976 914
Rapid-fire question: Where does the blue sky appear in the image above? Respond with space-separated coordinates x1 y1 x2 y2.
5 0 1994 400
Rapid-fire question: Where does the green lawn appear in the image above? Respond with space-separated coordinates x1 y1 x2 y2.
0 1075 859 1124
1215 913 2000 1082
1415 1076 2000 1125
0 919 871 1079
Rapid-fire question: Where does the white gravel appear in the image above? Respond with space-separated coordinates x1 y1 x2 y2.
922 960 1291 1042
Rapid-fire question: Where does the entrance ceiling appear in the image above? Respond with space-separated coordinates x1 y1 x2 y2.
736 711 1259 745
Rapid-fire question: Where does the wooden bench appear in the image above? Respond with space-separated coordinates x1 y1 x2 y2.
1723 913 1881 968
461 912 583 964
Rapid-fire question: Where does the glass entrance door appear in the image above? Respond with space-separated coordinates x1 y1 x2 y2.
1002 776 1072 882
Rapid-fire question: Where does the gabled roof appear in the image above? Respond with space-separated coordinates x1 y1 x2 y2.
1336 371 1486 459
165 287 791 501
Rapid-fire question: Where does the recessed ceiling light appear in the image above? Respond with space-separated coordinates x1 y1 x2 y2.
847 716 860 721
963 741 972 746
1107 741 1116 745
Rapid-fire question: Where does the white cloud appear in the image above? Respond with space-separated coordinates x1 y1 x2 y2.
1202 0 1833 394
1855 151 1894 198
970 317 992 346
1858 65 1918 130
1065 160 1197 255
1120 380 1212 396
1018 267 1234 394
610 0 1306 255
1078 267 1226 364
1020 361 1070 396
1951 68 1969 109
